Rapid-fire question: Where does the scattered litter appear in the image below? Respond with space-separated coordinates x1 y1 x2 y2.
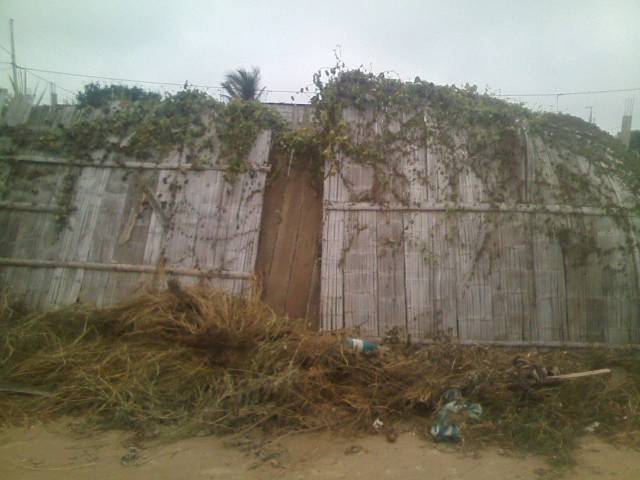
0 286 635 466
371 417 397 442
584 421 600 433
346 337 378 353
344 445 363 455
513 355 560 383
431 389 483 442
372 418 384 432
120 447 140 466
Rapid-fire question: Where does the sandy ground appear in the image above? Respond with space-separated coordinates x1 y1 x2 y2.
1 421 640 480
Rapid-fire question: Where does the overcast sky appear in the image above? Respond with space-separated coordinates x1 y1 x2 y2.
1 0 638 134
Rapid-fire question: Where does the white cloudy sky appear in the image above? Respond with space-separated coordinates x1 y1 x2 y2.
0 0 638 133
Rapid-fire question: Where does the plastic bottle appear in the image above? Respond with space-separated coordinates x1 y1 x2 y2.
345 337 378 352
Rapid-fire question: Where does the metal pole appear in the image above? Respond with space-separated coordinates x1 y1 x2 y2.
50 82 57 106
9 19 17 88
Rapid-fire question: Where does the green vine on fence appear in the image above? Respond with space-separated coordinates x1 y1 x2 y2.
295 62 640 271
302 66 536 205
2 67 640 263
0 88 286 181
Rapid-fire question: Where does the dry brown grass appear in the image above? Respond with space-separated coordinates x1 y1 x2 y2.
1 285 639 467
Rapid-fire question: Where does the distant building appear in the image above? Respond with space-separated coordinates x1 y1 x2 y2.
618 98 634 148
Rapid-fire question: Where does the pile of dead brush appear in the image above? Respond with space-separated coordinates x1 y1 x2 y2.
1 286 639 466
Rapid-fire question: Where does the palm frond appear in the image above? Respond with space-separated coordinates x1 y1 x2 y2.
221 67 264 101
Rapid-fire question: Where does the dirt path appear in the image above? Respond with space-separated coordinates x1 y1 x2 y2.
1 421 639 479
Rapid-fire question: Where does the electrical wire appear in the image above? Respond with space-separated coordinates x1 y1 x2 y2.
496 87 640 97
1 60 637 100
0 43 12 56
24 68 75 95
0 61 315 95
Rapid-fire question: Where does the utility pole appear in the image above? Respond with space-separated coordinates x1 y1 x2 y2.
50 82 57 106
585 106 593 124
9 19 17 88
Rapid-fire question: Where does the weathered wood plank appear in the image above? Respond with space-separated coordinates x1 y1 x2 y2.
217 174 262 293
489 213 534 342
404 143 429 206
376 211 406 336
403 212 433 339
562 216 603 343
0 258 251 279
325 201 638 216
202 131 271 294
2 153 270 172
164 171 202 269
343 210 377 335
193 170 226 272
108 170 159 303
320 209 345 330
237 132 271 294
0 202 68 213
529 214 568 342
0 161 9 202
530 137 563 205
46 166 111 305
320 132 349 330
426 139 452 203
340 108 376 203
142 168 177 268
456 213 493 341
262 167 306 314
283 175 322 320
427 213 459 338
3 163 69 307
77 168 130 306
596 216 637 343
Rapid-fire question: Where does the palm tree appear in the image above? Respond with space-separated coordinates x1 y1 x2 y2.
221 67 265 101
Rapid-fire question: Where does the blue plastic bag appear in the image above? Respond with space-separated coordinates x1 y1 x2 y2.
430 389 482 442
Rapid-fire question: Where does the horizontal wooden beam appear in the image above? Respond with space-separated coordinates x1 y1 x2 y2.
1 154 270 173
0 201 69 214
404 338 640 349
349 334 640 349
325 201 638 217
0 257 251 280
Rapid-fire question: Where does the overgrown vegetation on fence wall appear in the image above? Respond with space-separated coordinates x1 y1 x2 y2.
2 66 638 203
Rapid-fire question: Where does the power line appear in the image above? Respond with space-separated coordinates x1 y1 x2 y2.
496 87 640 98
25 68 75 95
27 64 220 89
1 60 637 100
0 61 315 95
